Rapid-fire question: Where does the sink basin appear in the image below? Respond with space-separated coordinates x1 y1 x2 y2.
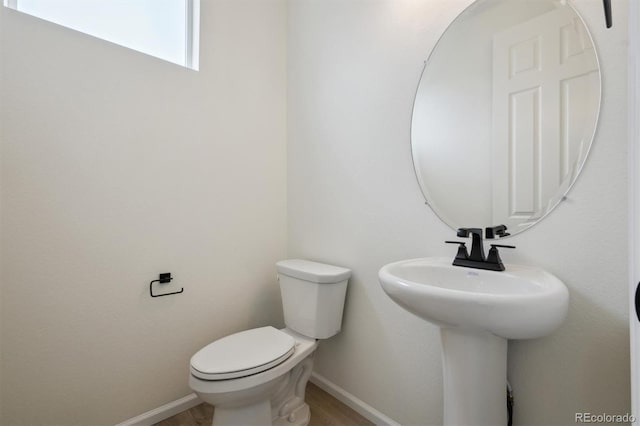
379 257 569 425
379 257 569 339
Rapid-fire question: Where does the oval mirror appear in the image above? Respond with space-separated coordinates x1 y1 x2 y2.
411 0 600 237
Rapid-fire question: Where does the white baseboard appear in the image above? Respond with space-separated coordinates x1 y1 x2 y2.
115 393 201 426
310 372 400 426
115 374 397 426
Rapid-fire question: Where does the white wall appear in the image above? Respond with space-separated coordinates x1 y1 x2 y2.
0 0 631 425
288 0 630 425
0 1 287 424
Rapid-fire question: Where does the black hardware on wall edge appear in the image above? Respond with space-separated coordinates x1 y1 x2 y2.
150 272 184 298
507 384 514 426
635 282 640 322
603 0 612 28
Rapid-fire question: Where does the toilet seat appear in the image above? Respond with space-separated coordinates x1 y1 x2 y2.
190 326 296 380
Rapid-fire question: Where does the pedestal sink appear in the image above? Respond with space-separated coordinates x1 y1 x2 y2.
379 257 569 426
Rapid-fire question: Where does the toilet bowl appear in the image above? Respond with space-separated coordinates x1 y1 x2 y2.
189 259 350 426
190 327 317 426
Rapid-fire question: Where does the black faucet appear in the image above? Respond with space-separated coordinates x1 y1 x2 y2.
445 225 515 271
457 228 485 261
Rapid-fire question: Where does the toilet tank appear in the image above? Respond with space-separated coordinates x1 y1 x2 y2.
276 259 351 339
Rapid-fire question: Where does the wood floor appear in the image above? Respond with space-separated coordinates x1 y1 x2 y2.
154 382 374 426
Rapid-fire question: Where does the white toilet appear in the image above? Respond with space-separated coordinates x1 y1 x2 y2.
189 259 351 426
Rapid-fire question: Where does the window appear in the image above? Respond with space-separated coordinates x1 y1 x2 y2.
3 0 200 70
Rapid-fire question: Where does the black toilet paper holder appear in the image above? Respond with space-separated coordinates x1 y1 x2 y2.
150 272 183 298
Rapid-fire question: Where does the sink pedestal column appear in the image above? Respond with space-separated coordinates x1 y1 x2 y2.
440 328 508 426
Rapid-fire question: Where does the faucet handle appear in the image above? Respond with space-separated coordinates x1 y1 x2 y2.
445 241 469 261
485 244 516 271
490 244 516 249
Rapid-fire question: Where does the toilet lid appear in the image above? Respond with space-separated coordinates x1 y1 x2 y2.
190 326 296 380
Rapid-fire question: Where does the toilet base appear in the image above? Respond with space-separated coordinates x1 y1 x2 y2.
271 355 314 426
273 403 310 426
212 405 310 426
213 400 273 426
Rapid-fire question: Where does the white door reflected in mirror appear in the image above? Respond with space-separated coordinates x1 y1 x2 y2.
411 0 600 236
